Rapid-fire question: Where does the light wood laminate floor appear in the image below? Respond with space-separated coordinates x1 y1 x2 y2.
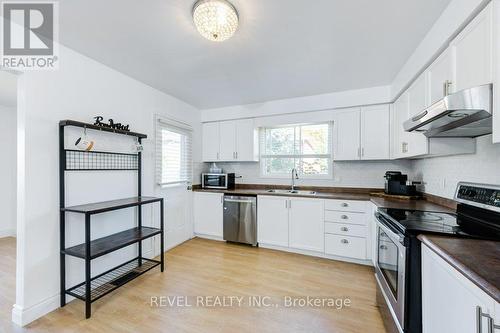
6 237 386 333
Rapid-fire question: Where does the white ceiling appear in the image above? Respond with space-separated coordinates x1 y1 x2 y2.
0 71 17 107
59 0 451 109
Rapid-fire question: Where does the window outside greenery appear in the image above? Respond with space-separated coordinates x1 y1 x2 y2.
260 123 332 177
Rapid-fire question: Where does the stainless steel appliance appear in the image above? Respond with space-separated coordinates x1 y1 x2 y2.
403 84 493 137
375 182 500 333
223 195 257 246
202 173 235 189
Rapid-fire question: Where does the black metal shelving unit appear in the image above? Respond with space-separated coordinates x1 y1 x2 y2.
59 120 164 319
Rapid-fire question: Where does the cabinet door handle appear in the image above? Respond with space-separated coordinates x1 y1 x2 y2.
357 147 361 158
341 214 348 220
285 200 288 209
340 227 349 232
476 306 500 333
289 200 291 209
443 80 452 97
341 239 349 244
379 245 388 250
235 152 238 159
217 152 220 160
341 203 349 208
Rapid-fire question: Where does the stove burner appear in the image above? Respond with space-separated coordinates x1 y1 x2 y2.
404 212 444 223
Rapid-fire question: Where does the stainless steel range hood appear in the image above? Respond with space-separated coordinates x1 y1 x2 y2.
403 84 493 137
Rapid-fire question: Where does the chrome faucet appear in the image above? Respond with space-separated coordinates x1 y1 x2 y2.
291 168 299 191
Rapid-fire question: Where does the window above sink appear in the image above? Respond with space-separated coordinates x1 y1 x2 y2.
259 122 332 179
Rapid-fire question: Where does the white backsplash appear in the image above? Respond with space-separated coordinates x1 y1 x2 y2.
202 160 413 189
198 135 500 198
412 135 500 199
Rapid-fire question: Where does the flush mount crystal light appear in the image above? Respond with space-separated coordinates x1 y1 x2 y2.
192 0 239 42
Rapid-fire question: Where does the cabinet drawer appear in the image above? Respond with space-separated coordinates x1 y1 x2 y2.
325 234 366 260
324 199 366 212
324 222 366 238
324 211 366 225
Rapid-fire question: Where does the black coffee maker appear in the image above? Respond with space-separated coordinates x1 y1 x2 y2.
384 171 417 196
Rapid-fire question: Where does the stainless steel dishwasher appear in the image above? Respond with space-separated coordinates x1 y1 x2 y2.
223 195 257 246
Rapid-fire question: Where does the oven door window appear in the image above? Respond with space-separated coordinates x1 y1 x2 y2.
204 175 226 187
378 228 399 298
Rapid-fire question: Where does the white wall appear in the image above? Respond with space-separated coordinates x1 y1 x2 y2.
412 135 500 198
213 160 413 189
201 85 391 122
13 45 201 326
0 105 16 237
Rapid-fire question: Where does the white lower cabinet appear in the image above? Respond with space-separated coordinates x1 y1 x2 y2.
258 196 324 252
256 196 373 263
289 198 324 252
324 222 366 238
193 192 223 238
257 196 289 247
325 234 366 260
324 199 370 261
422 245 499 333
369 202 378 266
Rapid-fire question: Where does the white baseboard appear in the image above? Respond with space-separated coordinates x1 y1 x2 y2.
11 251 157 327
12 293 59 327
193 234 224 242
0 229 16 238
259 243 373 266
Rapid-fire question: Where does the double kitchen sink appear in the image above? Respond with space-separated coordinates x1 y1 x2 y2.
266 189 317 196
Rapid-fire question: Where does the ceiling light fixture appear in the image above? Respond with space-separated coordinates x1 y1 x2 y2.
192 0 239 42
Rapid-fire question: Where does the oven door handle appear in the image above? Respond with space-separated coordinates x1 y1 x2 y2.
376 214 406 245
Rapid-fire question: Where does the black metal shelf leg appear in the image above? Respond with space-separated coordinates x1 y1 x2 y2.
160 199 164 272
59 125 66 307
85 213 91 319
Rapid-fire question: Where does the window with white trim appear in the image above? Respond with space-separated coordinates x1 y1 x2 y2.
260 122 332 177
156 118 193 186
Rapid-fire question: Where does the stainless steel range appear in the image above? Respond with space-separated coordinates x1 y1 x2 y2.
374 182 500 333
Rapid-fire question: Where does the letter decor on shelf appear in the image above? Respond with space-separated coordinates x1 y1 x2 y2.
93 116 130 132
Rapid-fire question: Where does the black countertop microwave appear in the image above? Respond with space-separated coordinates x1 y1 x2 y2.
201 173 235 189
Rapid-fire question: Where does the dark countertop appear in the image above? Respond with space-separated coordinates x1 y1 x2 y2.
193 188 372 201
370 197 455 213
419 235 500 303
193 188 455 213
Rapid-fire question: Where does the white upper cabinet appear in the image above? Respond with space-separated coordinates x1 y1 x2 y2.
451 2 493 92
427 48 454 105
360 105 391 160
392 92 410 159
235 119 259 161
288 197 324 252
333 108 361 161
202 119 258 162
407 74 430 157
334 106 391 161
494 0 500 144
408 72 428 117
219 121 237 160
202 122 220 161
